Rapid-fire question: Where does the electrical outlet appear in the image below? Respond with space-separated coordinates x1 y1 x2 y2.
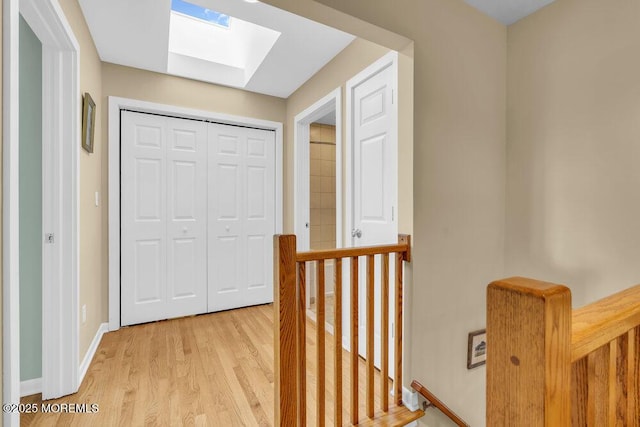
82 305 87 323
95 191 100 207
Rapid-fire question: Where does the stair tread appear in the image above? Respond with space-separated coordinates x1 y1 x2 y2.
355 407 425 427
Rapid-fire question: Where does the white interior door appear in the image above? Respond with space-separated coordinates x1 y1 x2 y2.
349 58 398 373
208 123 276 312
121 111 208 326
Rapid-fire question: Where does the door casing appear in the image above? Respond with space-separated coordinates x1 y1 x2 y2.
293 87 342 254
293 88 342 315
4 0 80 421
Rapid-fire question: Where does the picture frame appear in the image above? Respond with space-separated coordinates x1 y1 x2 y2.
82 92 96 153
467 329 487 369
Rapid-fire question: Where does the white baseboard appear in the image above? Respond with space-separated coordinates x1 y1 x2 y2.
403 386 420 412
79 323 108 386
389 385 420 411
21 377 42 397
403 386 421 427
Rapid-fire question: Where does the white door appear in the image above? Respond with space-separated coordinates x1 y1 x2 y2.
349 56 398 372
208 123 276 312
121 111 208 326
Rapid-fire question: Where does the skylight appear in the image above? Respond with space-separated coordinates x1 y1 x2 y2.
168 1 281 90
171 0 230 28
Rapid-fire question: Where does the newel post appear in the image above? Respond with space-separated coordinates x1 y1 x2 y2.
274 235 298 426
487 277 572 426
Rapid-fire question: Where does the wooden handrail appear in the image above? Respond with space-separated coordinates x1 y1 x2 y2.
571 284 640 361
411 380 470 427
296 235 411 262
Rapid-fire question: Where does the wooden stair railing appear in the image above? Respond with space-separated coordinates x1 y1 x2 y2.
410 380 469 427
487 277 640 426
274 234 412 426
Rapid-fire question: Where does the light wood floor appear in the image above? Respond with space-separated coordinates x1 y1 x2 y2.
310 295 335 327
22 304 422 426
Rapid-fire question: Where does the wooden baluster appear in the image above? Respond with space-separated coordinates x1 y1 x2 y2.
298 261 307 425
334 258 343 427
366 254 375 418
627 326 640 427
629 326 639 427
350 256 359 424
273 235 298 426
317 260 326 427
394 250 403 406
486 277 571 426
588 344 610 426
571 357 588 426
381 253 389 412
612 334 628 426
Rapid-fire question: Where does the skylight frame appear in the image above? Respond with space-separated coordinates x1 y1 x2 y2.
171 0 232 29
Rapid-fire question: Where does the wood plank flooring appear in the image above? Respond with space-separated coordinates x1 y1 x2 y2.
21 304 422 426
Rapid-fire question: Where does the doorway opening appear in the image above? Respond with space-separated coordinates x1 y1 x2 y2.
293 88 342 327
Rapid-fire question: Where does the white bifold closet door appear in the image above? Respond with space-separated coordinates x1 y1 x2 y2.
208 124 275 312
121 111 275 326
121 111 208 326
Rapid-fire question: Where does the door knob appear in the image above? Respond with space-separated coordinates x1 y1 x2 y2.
351 228 362 238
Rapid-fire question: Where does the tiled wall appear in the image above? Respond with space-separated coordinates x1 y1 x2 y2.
309 123 336 250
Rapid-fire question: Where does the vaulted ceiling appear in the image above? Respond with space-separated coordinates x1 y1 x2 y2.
78 0 355 98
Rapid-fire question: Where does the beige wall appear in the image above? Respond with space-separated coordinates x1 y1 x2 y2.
101 63 286 124
506 0 640 306
59 0 104 361
266 1 506 425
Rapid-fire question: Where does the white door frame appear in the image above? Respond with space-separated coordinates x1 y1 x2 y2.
345 51 398 248
4 0 80 420
293 88 343 252
108 96 284 331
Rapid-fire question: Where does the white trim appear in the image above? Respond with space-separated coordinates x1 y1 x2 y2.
5 0 81 412
79 323 108 386
3 0 21 423
345 51 399 248
403 386 420 412
293 87 342 252
109 96 284 331
20 378 41 398
20 0 81 401
293 89 342 317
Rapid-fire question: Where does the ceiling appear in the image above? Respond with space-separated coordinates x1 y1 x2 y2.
314 110 336 126
464 0 556 25
78 0 355 98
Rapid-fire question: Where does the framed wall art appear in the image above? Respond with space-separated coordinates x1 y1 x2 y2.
82 92 96 153
467 329 487 369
